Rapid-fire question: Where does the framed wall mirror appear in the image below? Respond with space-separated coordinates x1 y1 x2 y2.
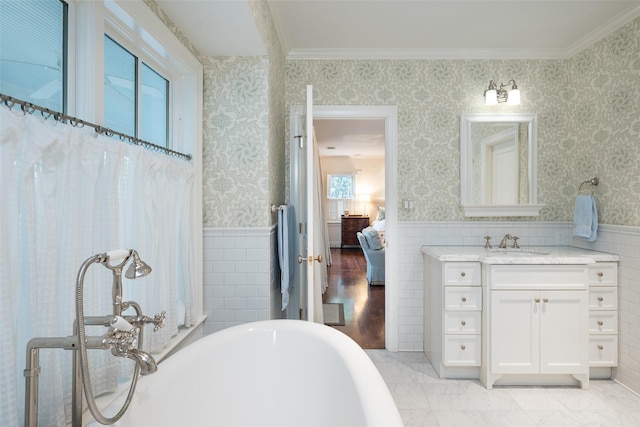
460 113 544 217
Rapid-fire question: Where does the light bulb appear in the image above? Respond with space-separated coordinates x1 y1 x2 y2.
485 90 498 106
507 89 521 105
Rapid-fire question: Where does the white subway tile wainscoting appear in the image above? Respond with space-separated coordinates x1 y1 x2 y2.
203 221 640 398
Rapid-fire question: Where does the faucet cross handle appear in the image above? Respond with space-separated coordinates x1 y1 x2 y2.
483 236 492 249
104 318 139 351
512 236 520 249
152 311 166 332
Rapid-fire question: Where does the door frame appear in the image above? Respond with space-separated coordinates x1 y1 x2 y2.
289 104 399 351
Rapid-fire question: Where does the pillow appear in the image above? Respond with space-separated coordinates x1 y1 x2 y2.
362 226 383 250
376 206 386 221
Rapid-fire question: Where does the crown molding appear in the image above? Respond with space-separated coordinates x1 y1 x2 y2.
286 47 570 60
566 3 640 57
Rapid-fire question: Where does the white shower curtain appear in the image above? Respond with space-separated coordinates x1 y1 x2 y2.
0 107 196 426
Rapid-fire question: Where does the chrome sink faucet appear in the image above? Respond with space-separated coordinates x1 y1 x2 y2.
498 234 520 249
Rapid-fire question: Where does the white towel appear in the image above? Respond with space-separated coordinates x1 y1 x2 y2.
573 195 598 241
277 205 293 310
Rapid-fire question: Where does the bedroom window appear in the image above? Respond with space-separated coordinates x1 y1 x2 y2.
327 174 355 200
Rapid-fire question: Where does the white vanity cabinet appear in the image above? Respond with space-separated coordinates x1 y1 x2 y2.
424 256 482 378
422 246 620 388
482 265 590 389
588 262 618 374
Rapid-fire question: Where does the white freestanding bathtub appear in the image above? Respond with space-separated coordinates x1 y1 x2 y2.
93 320 403 427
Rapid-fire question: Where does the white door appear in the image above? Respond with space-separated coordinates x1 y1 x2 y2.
289 85 322 322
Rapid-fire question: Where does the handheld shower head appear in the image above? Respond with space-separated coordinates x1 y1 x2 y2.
125 250 152 279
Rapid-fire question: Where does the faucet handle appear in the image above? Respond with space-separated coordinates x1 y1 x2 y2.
512 236 520 249
104 319 138 351
483 236 492 249
152 311 166 332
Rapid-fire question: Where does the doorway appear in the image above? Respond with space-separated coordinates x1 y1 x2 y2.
316 118 386 348
291 105 398 350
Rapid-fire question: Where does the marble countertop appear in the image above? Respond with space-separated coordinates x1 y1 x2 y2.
421 246 620 264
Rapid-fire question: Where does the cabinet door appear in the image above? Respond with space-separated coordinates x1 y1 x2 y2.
539 290 589 374
491 290 539 374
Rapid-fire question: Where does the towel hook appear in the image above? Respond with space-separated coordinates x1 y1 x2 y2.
578 177 599 195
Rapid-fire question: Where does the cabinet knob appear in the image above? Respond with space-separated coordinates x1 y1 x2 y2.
597 321 604 326
461 320 466 326
461 297 467 302
597 296 604 302
597 345 604 350
460 345 466 350
460 272 466 277
543 298 549 303
597 272 604 277
534 298 540 303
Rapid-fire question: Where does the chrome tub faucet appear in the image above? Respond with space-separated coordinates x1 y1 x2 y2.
24 249 165 427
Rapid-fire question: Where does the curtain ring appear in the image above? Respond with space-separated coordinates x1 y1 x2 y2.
4 97 16 109
21 103 35 114
41 109 53 120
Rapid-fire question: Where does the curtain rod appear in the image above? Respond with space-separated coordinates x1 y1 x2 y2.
1 93 192 161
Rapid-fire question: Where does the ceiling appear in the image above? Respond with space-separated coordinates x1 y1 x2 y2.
156 0 640 157
158 0 640 59
314 119 386 158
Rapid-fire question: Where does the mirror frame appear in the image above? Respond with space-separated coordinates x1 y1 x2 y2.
460 113 544 217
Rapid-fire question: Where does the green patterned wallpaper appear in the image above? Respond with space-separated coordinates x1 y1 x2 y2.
285 18 640 226
149 0 638 228
566 18 640 226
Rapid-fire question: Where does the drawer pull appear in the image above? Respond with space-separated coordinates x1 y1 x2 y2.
534 298 540 303
597 321 604 326
597 272 604 277
461 297 467 302
460 345 466 350
461 320 466 326
543 298 549 303
597 297 604 302
597 345 604 350
460 272 466 277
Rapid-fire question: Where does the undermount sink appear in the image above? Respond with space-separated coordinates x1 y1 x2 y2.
488 249 550 256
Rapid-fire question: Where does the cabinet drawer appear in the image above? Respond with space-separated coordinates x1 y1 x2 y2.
589 287 618 310
489 265 588 290
588 311 618 334
588 263 618 287
444 287 482 310
444 311 481 334
444 262 481 286
443 335 481 366
589 335 618 367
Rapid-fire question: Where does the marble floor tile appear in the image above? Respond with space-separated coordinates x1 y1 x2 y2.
366 350 640 427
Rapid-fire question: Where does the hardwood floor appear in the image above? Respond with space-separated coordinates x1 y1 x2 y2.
322 248 385 349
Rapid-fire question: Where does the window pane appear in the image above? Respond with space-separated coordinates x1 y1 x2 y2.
0 0 66 111
140 63 168 147
328 175 354 199
104 35 135 136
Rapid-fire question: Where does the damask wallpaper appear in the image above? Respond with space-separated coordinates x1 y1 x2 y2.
149 0 638 228
566 18 640 226
285 17 640 226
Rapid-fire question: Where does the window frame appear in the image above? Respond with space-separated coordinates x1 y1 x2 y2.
327 173 356 200
67 0 201 156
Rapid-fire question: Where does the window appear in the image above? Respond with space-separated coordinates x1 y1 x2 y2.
104 35 169 147
327 174 355 199
0 0 67 111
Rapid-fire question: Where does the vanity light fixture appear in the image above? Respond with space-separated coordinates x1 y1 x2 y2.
484 79 520 106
